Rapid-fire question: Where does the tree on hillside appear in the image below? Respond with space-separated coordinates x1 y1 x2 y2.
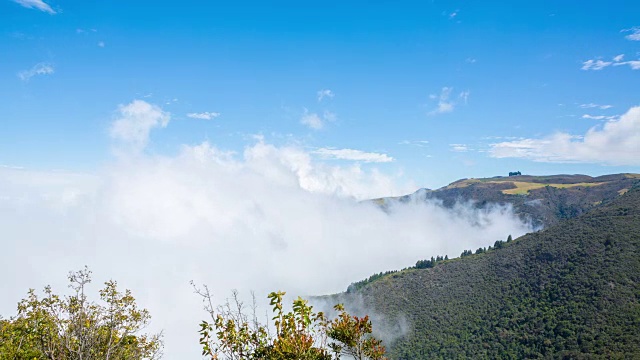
194 285 386 360
0 267 163 360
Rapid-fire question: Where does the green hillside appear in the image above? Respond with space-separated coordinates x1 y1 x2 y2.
334 185 640 359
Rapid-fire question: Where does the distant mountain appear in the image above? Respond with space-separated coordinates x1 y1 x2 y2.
326 181 640 359
373 173 640 229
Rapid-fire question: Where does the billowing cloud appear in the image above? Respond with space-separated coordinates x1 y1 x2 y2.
489 106 640 165
0 100 532 360
317 89 334 102
109 100 170 151
17 63 54 81
314 148 394 163
186 111 220 120
12 0 55 14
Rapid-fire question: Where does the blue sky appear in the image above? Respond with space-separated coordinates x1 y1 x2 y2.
2 0 640 189
3 2 640 357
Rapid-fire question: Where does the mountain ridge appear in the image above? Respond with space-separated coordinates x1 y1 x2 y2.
373 173 640 229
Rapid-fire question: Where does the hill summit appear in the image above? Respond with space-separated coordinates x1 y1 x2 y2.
374 173 640 229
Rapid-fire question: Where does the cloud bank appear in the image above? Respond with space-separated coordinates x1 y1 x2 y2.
490 105 640 165
0 100 532 359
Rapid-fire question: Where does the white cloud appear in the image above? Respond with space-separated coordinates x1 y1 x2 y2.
623 27 640 41
314 148 394 163
186 112 220 120
613 54 624 62
12 0 55 14
17 63 54 81
579 103 613 110
449 144 469 152
109 100 170 152
317 89 334 102
449 10 459 19
489 105 640 165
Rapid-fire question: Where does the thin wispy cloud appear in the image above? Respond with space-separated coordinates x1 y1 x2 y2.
317 89 334 102
581 59 612 70
429 87 454 115
582 54 640 70
399 140 429 147
314 148 394 163
300 108 336 130
12 0 56 14
581 114 617 120
459 90 470 105
186 112 220 120
428 87 469 115
17 63 54 81
301 111 324 130
449 144 470 152
98 41 105 48
323 110 337 122
622 27 640 41
579 103 612 110
489 105 640 165
615 60 640 70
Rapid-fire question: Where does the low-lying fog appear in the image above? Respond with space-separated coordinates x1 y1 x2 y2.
0 101 531 359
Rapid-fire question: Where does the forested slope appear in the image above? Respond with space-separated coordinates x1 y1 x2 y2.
339 185 640 359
